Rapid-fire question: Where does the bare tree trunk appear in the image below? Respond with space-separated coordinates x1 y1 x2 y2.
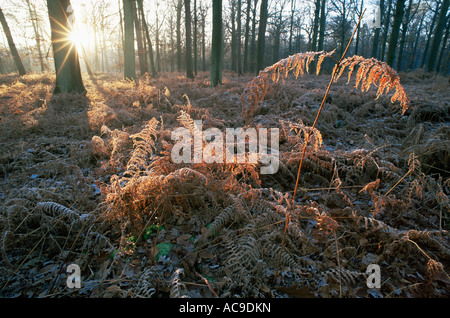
387 0 406 67
396 0 413 71
155 8 161 73
436 16 450 73
420 1 439 68
318 0 326 51
123 0 136 80
231 0 237 72
354 0 364 56
133 0 148 75
118 0 124 71
244 0 251 72
0 8 26 76
176 0 183 71
372 0 385 59
288 0 295 55
185 0 194 79
46 0 86 94
201 9 206 71
169 14 175 72
136 0 157 77
380 0 393 61
249 0 258 73
311 0 320 51
193 0 198 75
427 0 449 72
237 0 242 75
211 0 222 86
256 0 268 73
408 6 425 69
25 0 45 72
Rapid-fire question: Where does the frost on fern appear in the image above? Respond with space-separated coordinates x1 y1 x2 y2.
334 56 410 114
123 117 159 182
241 50 334 124
241 51 409 124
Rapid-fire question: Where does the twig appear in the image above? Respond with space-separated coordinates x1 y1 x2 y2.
196 272 219 297
385 168 412 196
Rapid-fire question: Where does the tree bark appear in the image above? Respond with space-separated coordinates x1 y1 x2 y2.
185 0 195 79
123 0 136 80
436 16 449 73
231 0 237 72
427 0 449 72
354 0 364 56
386 0 406 67
408 6 425 69
396 0 413 71
237 0 243 75
133 0 148 76
176 0 183 71
155 4 161 72
256 0 268 73
380 0 393 60
311 0 320 51
420 1 439 68
26 0 45 72
136 0 157 77
243 0 251 73
201 6 206 71
0 8 26 76
169 15 175 72
249 0 258 73
46 0 86 94
211 0 222 86
318 0 327 51
193 0 198 75
371 0 383 59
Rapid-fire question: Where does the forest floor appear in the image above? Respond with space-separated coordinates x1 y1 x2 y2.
0 69 449 298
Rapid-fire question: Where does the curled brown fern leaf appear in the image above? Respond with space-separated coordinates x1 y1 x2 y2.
241 51 409 125
334 56 409 114
123 117 159 181
241 50 335 124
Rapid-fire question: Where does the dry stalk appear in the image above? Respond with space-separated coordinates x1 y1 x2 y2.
276 9 367 278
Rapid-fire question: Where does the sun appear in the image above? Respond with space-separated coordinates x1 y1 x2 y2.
68 27 88 51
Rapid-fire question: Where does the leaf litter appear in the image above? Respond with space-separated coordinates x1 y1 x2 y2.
0 70 449 298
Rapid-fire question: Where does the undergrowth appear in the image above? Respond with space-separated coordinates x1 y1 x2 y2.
0 60 449 298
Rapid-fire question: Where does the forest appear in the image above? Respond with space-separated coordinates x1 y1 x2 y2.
0 0 449 299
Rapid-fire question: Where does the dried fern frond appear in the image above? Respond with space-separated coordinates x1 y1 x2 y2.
280 119 323 151
323 268 363 286
170 268 188 298
203 205 236 239
161 167 208 190
124 118 159 180
334 56 409 114
241 50 334 124
351 210 399 236
359 179 380 195
36 201 81 223
225 233 262 272
177 111 203 159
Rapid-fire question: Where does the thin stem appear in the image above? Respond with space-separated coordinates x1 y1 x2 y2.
385 168 412 196
275 9 366 278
